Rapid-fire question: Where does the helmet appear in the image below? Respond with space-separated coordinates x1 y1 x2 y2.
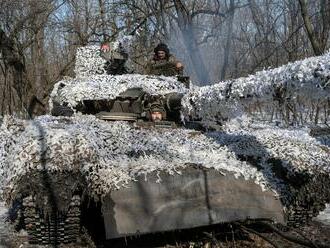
154 43 169 55
146 100 167 121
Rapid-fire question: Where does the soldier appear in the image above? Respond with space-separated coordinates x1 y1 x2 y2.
145 43 184 76
148 100 167 122
100 41 131 75
150 111 163 122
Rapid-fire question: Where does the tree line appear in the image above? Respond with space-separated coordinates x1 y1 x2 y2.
0 0 329 118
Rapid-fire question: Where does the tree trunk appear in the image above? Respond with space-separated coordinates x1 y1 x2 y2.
220 0 235 81
288 1 299 61
0 29 29 115
0 28 46 117
298 0 324 55
98 0 107 41
28 0 51 106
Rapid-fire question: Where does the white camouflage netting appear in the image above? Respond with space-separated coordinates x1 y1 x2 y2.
52 45 329 123
216 124 329 175
182 51 330 121
0 115 263 202
0 114 329 205
50 74 188 109
74 45 108 76
224 117 330 184
74 35 136 77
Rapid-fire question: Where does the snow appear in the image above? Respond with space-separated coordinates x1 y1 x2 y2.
0 201 11 246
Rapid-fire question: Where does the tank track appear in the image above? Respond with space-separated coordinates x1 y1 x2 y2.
240 157 330 228
22 195 81 245
286 173 330 227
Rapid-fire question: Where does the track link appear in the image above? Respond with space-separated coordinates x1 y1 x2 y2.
22 195 81 245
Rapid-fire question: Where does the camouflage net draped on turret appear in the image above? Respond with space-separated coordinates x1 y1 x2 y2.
50 74 188 110
182 51 330 123
0 115 329 223
52 46 329 124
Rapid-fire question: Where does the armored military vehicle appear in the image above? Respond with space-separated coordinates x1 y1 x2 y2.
1 45 329 246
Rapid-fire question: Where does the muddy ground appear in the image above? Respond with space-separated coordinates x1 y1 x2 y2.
1 200 330 248
2 222 330 248
102 220 330 248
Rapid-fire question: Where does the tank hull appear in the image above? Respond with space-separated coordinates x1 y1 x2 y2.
103 167 284 239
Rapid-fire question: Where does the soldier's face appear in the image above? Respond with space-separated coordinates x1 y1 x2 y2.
151 111 163 122
157 51 166 60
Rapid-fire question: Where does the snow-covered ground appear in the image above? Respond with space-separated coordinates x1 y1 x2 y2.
0 201 29 248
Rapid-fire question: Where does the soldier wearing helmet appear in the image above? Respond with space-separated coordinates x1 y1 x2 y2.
147 98 167 122
145 43 184 76
100 41 131 75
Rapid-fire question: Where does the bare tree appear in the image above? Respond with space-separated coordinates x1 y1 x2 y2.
0 28 29 115
220 0 235 80
299 0 330 55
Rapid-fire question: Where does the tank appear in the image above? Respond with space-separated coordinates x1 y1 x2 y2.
0 45 329 245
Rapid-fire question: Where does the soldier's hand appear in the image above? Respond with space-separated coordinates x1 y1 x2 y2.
176 62 183 69
101 43 110 52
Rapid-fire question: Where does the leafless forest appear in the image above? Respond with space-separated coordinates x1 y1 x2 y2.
0 0 329 120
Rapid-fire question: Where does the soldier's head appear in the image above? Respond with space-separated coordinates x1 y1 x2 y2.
154 43 170 60
150 111 163 122
148 101 166 122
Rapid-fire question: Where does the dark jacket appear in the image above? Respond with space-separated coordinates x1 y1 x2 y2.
145 55 183 76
